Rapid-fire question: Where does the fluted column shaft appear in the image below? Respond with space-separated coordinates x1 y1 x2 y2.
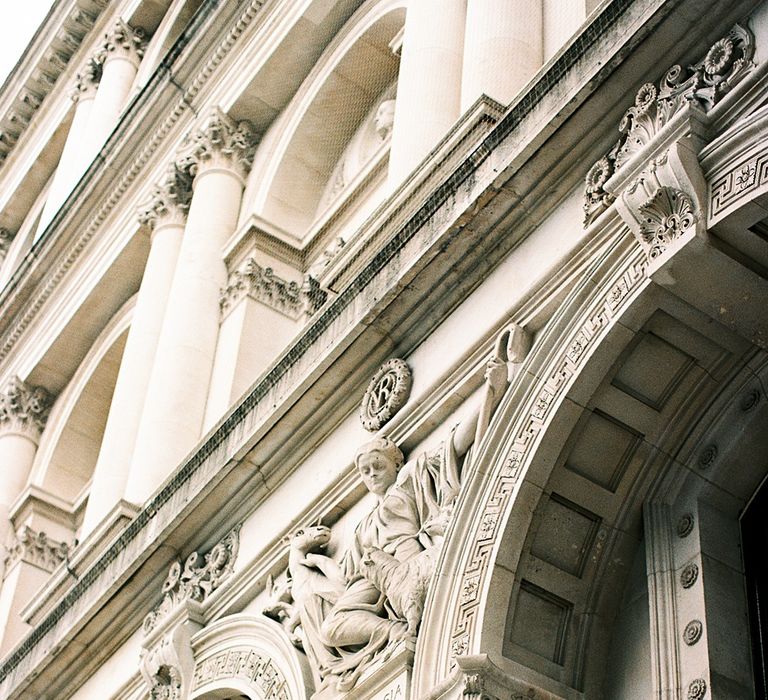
81 166 191 536
387 0 466 187
0 378 51 549
125 111 256 504
461 0 543 111
35 59 101 238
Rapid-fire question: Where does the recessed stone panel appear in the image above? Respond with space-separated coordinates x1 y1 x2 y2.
506 581 571 664
530 494 601 577
611 332 694 410
565 410 643 491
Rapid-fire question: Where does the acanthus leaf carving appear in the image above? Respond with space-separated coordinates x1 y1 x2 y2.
637 186 697 259
138 161 194 229
220 258 304 319
185 108 257 181
142 526 240 635
0 375 52 439
3 526 70 576
583 23 755 226
71 56 103 102
96 19 147 64
0 228 14 262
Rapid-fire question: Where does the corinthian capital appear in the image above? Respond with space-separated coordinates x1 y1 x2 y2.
138 161 195 230
185 109 257 181
97 19 146 66
0 376 52 439
71 56 103 102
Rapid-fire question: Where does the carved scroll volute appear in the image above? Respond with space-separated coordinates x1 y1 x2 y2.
140 616 198 700
612 135 709 265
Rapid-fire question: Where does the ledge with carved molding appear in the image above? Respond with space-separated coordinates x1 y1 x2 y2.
3 526 69 578
220 258 327 320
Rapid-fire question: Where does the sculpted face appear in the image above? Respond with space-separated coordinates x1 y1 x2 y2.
357 450 398 497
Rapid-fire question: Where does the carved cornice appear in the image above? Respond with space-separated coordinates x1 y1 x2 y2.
0 376 52 439
138 162 195 229
184 109 258 181
143 527 240 636
220 258 303 318
71 56 103 102
96 19 147 65
583 23 755 226
3 526 69 576
0 2 106 167
0 228 14 262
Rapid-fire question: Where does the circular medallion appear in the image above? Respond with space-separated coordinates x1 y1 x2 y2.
741 388 761 412
687 678 707 700
698 444 717 469
677 513 695 538
681 562 699 589
360 359 412 432
683 619 703 646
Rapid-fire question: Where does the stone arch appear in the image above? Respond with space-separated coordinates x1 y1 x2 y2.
190 615 312 700
243 0 406 238
415 225 768 697
30 294 134 504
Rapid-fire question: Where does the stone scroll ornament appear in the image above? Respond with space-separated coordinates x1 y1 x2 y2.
583 23 755 227
360 358 412 431
283 325 528 693
143 526 240 635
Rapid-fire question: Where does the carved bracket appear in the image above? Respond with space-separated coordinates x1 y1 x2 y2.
141 616 199 700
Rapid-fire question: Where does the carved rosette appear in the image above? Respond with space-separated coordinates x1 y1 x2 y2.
143 526 240 635
220 258 303 318
3 526 69 576
0 376 52 440
138 162 195 230
583 23 755 227
71 56 103 102
96 19 147 66
185 109 257 182
360 358 412 431
637 186 697 258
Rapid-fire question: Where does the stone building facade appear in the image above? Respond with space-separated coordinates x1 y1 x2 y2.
0 0 765 698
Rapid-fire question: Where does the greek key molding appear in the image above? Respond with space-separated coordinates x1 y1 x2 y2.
710 151 768 221
3 526 69 576
143 527 240 635
584 23 755 226
0 375 52 439
193 647 289 700
448 250 648 661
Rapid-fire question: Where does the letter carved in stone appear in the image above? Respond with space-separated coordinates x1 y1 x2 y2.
583 23 755 226
143 526 240 635
360 359 412 431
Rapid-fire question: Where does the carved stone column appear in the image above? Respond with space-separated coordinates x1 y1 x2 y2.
387 0 466 187
461 0 542 112
0 377 51 550
81 164 192 537
81 20 146 160
35 57 102 238
126 110 256 504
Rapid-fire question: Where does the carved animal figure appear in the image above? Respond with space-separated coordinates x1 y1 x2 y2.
288 525 346 605
262 572 300 644
360 546 436 635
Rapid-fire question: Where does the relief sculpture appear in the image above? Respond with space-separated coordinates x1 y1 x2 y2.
286 327 524 693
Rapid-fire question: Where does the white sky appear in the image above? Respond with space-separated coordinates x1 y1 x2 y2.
1 3 57 86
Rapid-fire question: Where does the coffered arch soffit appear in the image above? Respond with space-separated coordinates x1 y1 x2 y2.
415 232 768 696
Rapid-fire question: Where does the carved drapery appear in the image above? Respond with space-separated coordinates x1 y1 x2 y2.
0 376 52 440
138 161 195 229
3 526 69 576
583 23 755 227
143 526 240 635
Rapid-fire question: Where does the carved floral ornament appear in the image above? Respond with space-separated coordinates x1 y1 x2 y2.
0 375 52 438
96 19 147 64
3 526 69 576
183 109 258 181
583 23 755 227
360 358 412 431
138 161 195 229
143 526 240 635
